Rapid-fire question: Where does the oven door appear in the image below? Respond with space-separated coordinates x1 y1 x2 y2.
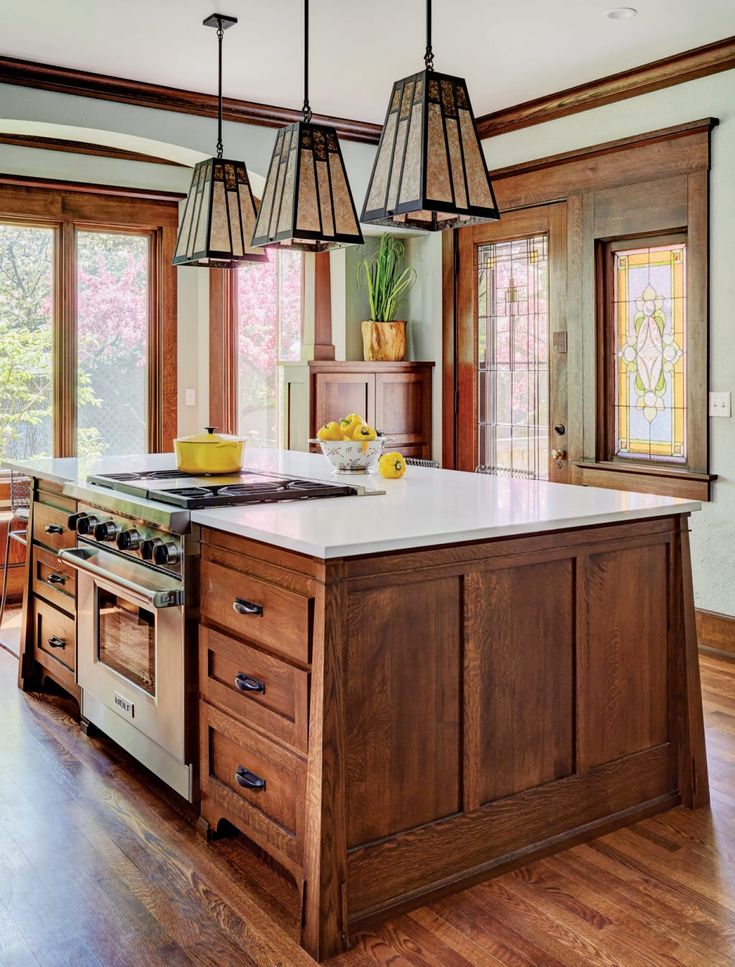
60 546 186 762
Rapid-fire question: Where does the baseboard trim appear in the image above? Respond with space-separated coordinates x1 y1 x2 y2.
696 608 735 660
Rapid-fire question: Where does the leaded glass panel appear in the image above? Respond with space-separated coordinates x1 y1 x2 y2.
477 235 549 478
613 242 687 463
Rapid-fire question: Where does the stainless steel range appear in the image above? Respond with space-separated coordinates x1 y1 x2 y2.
58 466 361 802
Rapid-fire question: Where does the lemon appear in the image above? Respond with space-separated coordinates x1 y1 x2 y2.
378 451 407 479
317 421 343 442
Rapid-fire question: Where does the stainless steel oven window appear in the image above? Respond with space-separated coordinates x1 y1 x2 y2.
96 586 156 695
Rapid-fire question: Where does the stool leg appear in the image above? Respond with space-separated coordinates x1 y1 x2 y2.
0 523 12 631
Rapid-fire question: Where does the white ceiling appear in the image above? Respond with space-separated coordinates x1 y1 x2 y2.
1 0 734 124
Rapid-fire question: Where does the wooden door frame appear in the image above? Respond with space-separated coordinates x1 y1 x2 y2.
448 204 568 477
443 118 715 497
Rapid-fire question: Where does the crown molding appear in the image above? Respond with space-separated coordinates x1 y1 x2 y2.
476 36 735 139
0 54 382 145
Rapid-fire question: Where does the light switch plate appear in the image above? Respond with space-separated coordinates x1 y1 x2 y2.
709 391 731 417
185 388 196 407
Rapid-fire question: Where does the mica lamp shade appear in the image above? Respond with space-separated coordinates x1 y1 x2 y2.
361 70 500 230
251 121 364 252
173 157 266 267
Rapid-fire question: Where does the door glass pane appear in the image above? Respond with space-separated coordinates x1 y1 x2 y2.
237 249 302 446
613 242 687 463
97 587 156 695
477 235 549 479
0 224 54 459
77 231 149 459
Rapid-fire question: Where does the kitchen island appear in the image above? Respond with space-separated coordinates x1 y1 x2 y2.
6 449 708 962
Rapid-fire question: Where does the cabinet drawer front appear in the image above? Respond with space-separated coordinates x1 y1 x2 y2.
201 702 305 861
33 596 75 674
33 501 75 553
200 560 312 665
200 627 309 752
33 545 77 611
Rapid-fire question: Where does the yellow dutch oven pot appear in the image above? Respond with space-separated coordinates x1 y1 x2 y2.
174 426 246 474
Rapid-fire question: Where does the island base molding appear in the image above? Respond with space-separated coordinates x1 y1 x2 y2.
696 607 735 660
196 513 707 962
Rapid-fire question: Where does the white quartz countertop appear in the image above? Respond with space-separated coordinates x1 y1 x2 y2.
4 448 700 559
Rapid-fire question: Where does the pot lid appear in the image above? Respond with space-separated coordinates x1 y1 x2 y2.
175 426 244 445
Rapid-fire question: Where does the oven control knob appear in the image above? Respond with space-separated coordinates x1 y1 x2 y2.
140 538 162 561
75 514 98 535
153 541 179 566
116 529 141 551
94 520 119 542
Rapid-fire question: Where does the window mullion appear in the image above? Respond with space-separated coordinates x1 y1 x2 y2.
54 220 77 457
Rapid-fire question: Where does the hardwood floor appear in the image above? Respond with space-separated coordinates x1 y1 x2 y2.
1 647 734 965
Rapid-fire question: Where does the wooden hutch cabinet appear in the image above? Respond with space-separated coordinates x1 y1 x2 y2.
308 361 434 459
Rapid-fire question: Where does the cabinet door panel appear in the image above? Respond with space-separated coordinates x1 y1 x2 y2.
313 373 375 434
345 577 462 847
471 560 574 804
581 544 669 769
374 371 431 447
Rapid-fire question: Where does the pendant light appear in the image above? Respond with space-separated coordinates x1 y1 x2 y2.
251 0 364 252
361 0 500 231
173 14 266 267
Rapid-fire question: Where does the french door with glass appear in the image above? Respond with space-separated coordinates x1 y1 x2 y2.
454 204 569 482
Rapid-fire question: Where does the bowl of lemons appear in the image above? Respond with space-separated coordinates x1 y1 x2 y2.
311 414 387 472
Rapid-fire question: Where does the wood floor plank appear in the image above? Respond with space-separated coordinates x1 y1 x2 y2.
3 644 735 966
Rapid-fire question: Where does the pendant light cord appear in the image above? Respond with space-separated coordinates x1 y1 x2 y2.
424 0 434 71
216 18 224 158
302 0 313 123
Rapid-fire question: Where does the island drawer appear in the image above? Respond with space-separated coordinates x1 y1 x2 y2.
200 701 306 867
33 545 77 611
32 501 75 553
200 627 309 753
200 559 312 666
33 596 76 676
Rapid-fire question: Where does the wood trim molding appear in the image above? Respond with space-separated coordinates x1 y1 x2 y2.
0 132 185 167
489 118 718 182
0 55 382 145
0 172 184 204
575 461 715 502
313 253 335 361
696 608 735 660
477 37 735 138
209 273 238 435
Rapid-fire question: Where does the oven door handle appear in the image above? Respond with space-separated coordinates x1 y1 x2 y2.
58 547 184 609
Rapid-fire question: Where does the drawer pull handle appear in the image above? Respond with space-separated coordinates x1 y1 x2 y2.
47 573 66 586
235 767 266 791
235 673 266 695
47 635 66 649
233 597 263 617
45 524 64 535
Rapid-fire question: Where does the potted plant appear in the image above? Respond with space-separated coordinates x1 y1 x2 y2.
356 234 416 361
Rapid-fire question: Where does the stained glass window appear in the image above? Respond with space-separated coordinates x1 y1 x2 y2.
613 242 686 463
477 235 549 478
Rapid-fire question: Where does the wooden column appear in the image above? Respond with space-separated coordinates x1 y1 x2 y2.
312 252 335 361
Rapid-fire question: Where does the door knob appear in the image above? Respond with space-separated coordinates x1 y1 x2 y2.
551 449 566 461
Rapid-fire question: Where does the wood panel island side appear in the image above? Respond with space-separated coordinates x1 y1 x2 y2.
7 452 708 962
189 464 708 962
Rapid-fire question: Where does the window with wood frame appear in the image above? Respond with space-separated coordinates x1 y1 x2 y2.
443 118 715 500
210 250 304 445
0 178 179 462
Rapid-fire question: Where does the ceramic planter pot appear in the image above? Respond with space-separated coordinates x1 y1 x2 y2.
361 320 407 361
